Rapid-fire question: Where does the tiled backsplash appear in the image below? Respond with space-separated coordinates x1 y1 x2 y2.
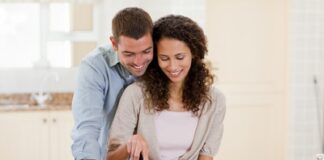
290 0 324 159
0 92 73 106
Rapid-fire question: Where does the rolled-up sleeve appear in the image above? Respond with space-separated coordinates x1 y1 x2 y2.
200 91 226 157
71 61 107 160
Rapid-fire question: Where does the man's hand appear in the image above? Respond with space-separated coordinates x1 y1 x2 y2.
127 134 149 160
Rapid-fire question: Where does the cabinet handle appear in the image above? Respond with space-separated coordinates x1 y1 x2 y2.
43 118 47 123
52 118 56 123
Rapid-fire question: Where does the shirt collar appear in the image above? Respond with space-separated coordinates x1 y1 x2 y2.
105 46 134 82
107 48 119 67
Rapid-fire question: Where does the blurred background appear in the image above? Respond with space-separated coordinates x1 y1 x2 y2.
0 0 323 160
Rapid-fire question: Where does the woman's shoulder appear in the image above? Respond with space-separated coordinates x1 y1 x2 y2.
125 81 142 90
209 86 226 102
204 86 226 114
123 81 145 96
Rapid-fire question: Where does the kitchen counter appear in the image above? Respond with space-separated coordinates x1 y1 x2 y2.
0 104 71 112
0 92 73 112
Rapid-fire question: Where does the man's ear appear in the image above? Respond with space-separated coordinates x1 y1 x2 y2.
110 36 117 51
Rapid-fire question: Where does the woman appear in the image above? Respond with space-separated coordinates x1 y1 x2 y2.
107 15 226 160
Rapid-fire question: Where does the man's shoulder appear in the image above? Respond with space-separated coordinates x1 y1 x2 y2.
79 45 119 71
83 45 115 64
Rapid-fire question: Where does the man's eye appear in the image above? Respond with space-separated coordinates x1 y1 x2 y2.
143 49 151 54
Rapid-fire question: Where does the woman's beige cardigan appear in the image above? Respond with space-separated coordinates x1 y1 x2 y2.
108 82 226 160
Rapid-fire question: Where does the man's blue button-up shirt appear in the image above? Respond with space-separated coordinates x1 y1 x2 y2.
71 45 135 160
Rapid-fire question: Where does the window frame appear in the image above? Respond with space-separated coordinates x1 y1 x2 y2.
0 2 100 69
39 2 99 68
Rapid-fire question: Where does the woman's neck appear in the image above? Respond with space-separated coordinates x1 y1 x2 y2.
169 82 183 98
168 82 186 112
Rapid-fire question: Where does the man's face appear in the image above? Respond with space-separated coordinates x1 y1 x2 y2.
111 33 153 77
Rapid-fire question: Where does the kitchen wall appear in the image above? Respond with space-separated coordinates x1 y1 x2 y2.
289 0 324 159
0 68 77 93
206 0 289 159
99 0 206 44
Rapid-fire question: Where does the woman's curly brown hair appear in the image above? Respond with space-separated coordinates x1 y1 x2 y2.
139 15 214 115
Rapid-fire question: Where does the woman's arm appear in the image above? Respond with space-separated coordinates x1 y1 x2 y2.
199 89 226 159
107 83 149 160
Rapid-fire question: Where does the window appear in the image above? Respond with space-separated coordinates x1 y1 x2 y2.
0 2 98 68
0 4 40 68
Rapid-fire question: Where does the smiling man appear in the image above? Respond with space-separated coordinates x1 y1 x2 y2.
71 7 153 160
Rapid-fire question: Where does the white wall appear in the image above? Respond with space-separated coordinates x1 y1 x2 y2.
289 0 324 159
0 68 77 93
206 0 289 159
101 0 206 44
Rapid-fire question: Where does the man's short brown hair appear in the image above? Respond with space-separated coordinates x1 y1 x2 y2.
112 7 153 42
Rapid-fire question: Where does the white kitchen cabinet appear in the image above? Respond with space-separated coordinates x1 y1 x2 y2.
48 111 74 160
0 110 73 160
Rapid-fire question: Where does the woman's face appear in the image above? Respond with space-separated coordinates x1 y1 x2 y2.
157 38 192 85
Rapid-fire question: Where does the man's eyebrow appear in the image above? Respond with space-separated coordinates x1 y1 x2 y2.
122 46 153 54
142 46 153 52
122 50 135 54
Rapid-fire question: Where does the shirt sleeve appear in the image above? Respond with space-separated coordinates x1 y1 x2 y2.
71 61 107 160
108 83 140 152
199 90 226 157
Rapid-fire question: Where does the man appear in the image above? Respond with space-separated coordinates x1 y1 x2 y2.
71 7 153 160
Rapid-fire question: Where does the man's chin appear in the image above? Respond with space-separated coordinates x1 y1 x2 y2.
130 71 145 77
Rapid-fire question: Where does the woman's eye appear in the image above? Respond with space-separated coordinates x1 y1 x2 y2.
159 56 168 61
176 55 185 60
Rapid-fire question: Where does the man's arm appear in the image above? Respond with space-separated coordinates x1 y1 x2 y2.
71 62 107 160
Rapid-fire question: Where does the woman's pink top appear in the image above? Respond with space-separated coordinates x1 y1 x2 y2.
154 110 198 160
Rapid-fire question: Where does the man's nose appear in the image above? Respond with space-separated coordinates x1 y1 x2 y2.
134 54 145 65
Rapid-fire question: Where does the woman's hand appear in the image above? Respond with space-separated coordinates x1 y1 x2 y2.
127 134 149 160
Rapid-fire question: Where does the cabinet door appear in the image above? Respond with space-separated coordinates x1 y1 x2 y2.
48 111 73 160
0 111 49 160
